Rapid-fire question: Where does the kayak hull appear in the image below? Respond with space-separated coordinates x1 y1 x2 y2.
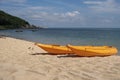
67 44 118 57
35 43 73 55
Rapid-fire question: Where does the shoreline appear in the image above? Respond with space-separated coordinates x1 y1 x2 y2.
0 37 120 80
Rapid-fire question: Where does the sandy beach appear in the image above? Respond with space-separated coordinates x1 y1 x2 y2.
0 37 120 80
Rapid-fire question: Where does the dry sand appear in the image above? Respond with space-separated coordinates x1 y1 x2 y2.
0 37 120 80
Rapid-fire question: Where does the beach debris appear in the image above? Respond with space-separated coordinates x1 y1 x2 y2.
28 47 34 50
28 46 35 55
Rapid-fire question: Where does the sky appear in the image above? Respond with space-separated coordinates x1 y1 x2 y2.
0 0 120 28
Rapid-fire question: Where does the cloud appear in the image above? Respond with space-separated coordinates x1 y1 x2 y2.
0 0 120 28
31 12 48 19
53 11 80 18
28 10 83 26
64 11 80 17
103 19 112 23
84 0 120 13
31 11 80 19
29 6 51 10
83 1 102 5
0 0 27 3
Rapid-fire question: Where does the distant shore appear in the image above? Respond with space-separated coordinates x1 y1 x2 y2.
0 37 120 80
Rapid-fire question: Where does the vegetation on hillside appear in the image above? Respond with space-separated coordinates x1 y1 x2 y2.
0 10 40 29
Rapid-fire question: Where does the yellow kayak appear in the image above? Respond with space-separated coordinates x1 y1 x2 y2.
67 44 118 57
35 43 73 55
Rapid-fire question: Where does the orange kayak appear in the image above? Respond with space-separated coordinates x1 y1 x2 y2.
35 43 73 55
67 44 118 57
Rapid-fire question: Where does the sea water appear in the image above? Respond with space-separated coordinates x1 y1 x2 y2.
0 28 120 54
